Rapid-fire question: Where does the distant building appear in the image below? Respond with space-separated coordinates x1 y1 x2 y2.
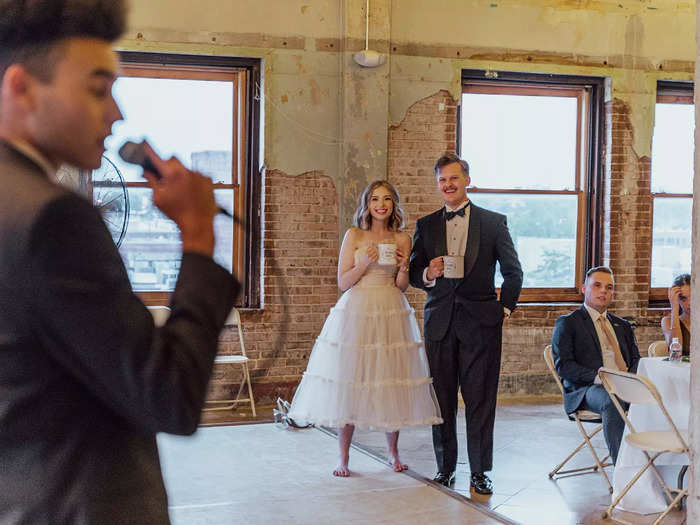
191 150 232 183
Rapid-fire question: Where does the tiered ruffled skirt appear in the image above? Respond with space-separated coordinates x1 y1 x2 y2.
289 280 442 431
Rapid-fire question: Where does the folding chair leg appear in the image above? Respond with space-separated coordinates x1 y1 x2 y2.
678 465 688 510
549 421 612 492
604 457 654 519
653 490 687 525
203 364 256 415
242 362 256 417
575 419 613 493
603 454 663 520
549 437 590 477
645 452 676 504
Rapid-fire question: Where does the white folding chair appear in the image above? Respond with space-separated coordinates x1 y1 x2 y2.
648 340 669 357
599 368 689 525
204 308 256 416
544 345 613 492
148 306 256 417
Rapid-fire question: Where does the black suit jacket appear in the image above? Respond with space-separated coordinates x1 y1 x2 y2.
0 141 239 524
409 204 523 341
551 306 640 415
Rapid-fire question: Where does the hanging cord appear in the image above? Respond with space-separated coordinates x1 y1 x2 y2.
365 0 369 51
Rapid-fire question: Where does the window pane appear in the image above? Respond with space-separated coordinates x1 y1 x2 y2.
651 197 691 288
214 189 234 272
120 188 181 292
474 194 578 288
105 77 234 183
651 103 694 194
119 188 236 291
461 93 578 190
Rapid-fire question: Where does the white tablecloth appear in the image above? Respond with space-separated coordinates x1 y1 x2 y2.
611 357 690 514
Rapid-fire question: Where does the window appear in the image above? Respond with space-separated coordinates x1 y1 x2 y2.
460 70 604 301
106 53 260 306
650 81 694 297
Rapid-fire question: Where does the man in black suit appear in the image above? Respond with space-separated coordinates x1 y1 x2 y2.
409 153 523 494
551 266 640 464
0 1 239 522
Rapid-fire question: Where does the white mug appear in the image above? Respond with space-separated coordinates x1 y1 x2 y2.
443 255 464 278
377 243 397 265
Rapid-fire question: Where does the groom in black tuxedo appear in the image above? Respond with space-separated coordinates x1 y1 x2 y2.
409 153 522 494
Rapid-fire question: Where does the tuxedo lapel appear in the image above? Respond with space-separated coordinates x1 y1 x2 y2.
430 212 447 259
462 205 480 279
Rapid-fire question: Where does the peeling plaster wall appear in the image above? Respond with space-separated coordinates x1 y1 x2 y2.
124 0 694 179
391 1 694 63
124 1 345 181
130 1 342 38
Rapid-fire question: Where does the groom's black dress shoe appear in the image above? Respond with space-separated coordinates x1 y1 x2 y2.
470 472 493 495
433 471 456 486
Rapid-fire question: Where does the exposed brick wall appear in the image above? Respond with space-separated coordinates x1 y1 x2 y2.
604 98 665 356
209 170 339 405
388 90 456 322
605 98 653 318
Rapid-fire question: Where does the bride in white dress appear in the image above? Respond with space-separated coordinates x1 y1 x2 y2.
288 180 442 477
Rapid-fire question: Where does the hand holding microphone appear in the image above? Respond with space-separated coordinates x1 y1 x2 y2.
118 140 221 257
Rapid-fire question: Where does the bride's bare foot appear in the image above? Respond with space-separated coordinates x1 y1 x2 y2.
391 456 408 472
335 425 354 477
385 431 407 472
333 463 351 477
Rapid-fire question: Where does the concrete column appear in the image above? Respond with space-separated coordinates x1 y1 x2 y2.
689 1 700 519
337 0 391 231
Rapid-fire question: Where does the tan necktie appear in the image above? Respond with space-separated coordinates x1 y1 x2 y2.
598 316 627 371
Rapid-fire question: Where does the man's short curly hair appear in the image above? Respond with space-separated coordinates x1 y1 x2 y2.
0 0 127 80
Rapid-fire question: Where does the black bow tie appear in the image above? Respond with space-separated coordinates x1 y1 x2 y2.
445 202 470 221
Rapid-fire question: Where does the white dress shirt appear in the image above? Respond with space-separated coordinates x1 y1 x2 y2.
584 304 622 383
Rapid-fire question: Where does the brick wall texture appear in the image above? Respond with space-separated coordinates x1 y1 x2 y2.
209 170 339 405
209 92 672 406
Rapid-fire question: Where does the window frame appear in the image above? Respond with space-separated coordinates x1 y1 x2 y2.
459 70 605 302
649 81 694 303
116 52 262 307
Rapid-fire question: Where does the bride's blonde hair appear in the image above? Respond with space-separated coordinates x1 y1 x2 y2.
352 180 405 231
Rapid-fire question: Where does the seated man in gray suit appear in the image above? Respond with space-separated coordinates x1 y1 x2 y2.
0 1 239 522
551 266 640 464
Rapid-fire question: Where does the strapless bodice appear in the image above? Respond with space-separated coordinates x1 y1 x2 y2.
354 248 397 287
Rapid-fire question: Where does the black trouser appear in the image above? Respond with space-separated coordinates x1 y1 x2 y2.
426 307 502 474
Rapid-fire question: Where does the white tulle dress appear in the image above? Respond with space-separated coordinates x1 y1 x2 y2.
288 248 442 431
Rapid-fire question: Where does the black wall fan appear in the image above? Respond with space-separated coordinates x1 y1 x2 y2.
56 155 130 247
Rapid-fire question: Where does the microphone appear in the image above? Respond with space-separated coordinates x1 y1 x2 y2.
118 140 236 221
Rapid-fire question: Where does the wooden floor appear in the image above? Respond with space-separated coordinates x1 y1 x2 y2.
196 400 686 525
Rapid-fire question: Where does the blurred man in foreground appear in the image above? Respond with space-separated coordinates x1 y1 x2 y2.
0 1 239 522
